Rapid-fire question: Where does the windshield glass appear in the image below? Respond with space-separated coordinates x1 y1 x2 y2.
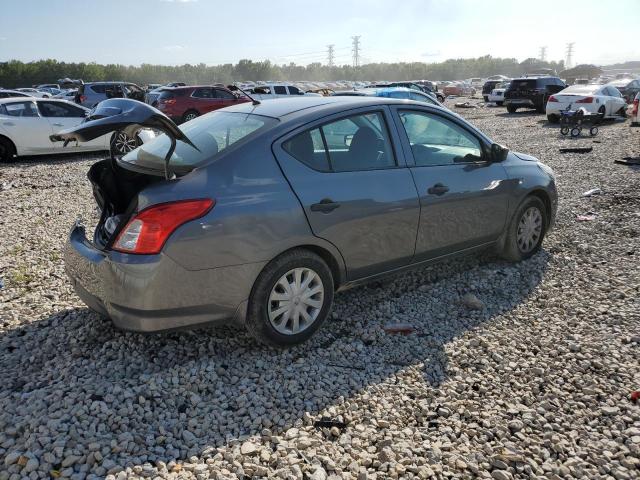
121 111 277 172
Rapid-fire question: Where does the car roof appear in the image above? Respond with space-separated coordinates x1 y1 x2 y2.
0 97 82 105
221 95 446 119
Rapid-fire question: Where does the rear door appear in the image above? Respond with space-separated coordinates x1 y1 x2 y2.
0 100 54 154
38 100 106 151
392 106 511 261
274 107 420 280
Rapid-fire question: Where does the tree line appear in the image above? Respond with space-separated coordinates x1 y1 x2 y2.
0 56 567 88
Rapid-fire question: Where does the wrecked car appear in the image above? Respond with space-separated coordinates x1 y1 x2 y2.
54 96 557 347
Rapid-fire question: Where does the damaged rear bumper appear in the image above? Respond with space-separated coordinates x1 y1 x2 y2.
65 223 265 332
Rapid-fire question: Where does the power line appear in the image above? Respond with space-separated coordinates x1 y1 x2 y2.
327 44 335 67
539 46 547 62
565 42 574 69
351 35 361 68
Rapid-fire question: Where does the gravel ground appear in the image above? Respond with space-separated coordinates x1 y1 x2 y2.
0 105 639 480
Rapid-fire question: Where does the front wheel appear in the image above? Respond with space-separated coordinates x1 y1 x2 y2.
496 101 504 106
547 114 559 124
501 196 547 262
246 249 334 347
598 105 606 118
507 105 518 114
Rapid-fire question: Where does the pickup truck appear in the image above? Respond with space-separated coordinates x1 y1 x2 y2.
243 83 321 100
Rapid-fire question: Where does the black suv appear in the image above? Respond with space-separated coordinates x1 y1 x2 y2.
504 77 566 113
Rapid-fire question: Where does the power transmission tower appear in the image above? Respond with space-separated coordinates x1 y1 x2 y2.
327 44 335 67
351 36 361 68
565 42 574 69
539 46 547 62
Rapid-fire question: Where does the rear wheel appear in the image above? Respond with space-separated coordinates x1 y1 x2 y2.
182 110 199 123
246 249 334 347
501 196 547 262
571 127 581 137
547 114 559 124
0 137 16 163
536 97 546 113
507 104 518 114
496 101 504 106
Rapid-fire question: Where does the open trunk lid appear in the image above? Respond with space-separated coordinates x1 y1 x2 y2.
50 99 197 249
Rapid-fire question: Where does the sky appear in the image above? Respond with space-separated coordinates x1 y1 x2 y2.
0 0 637 67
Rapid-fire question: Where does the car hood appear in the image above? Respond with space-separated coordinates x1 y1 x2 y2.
49 98 197 150
512 151 539 162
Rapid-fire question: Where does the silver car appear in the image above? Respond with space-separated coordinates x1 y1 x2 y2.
56 97 557 347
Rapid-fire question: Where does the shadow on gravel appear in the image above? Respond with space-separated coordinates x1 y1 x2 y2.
0 251 550 473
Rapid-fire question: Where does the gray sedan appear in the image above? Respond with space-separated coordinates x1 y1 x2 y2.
57 97 557 346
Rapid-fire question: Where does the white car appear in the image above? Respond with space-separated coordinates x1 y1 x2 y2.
52 89 78 101
0 97 154 162
15 88 51 98
488 82 510 105
546 84 627 122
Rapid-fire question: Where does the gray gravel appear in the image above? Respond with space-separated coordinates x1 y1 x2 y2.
0 107 639 480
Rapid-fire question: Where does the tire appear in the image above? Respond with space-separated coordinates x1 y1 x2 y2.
589 126 598 136
496 101 504 106
507 105 518 114
182 110 199 123
547 114 559 124
570 127 581 137
0 136 16 163
483 96 489 102
110 131 141 158
536 97 546 113
598 106 606 118
501 196 547 262
560 126 569 136
246 249 334 347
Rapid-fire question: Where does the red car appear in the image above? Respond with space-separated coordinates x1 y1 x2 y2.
156 85 250 123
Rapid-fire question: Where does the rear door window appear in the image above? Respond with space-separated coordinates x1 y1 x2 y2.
274 86 287 95
89 84 107 94
192 88 214 98
284 111 396 172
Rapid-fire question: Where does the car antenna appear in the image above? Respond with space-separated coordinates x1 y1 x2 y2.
230 84 261 105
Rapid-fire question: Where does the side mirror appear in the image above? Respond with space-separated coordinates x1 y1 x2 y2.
491 143 509 162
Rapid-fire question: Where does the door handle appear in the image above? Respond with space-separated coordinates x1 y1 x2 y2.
52 123 64 127
2 122 15 126
310 198 341 213
427 183 449 196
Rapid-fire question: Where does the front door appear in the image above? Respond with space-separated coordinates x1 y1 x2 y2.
0 100 54 155
275 108 420 280
393 107 510 261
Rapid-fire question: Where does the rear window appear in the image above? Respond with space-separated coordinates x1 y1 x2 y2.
121 111 277 173
561 85 599 94
509 79 537 89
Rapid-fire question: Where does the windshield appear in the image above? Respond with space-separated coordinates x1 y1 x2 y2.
121 111 277 173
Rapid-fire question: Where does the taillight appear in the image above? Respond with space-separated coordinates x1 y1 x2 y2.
548 95 558 102
575 97 594 104
160 99 176 105
113 199 214 254
633 99 639 116
80 95 87 103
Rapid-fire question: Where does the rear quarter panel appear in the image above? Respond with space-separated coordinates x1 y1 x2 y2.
144 140 345 276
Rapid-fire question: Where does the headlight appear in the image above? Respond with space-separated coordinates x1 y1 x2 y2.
538 162 555 180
